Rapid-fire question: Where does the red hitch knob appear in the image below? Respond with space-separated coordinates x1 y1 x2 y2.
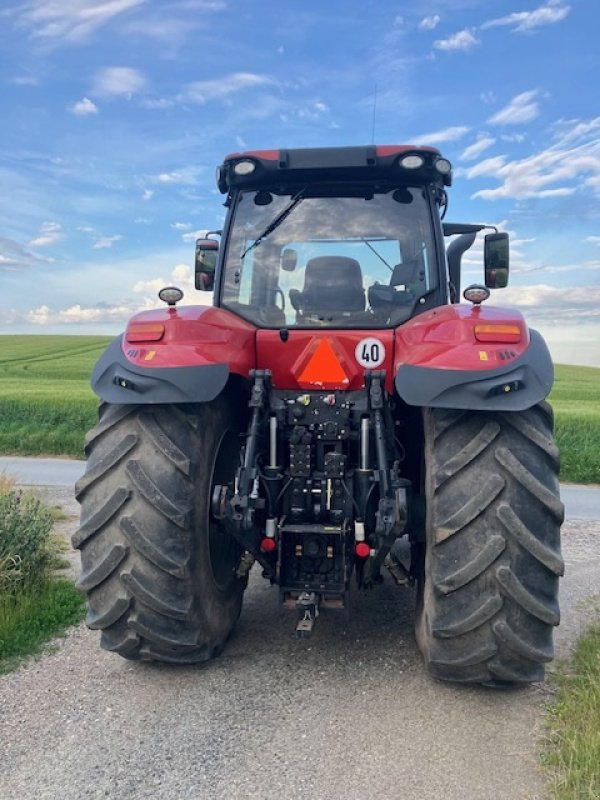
355 542 371 559
260 537 277 553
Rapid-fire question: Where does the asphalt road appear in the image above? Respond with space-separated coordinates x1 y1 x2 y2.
0 455 597 519
0 460 599 800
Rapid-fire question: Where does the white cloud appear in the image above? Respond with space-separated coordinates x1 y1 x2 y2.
296 101 330 121
551 117 600 146
153 166 203 186
0 236 55 269
158 172 185 184
460 136 496 161
18 0 147 42
11 74 39 86
419 15 440 31
181 72 274 104
69 97 98 116
501 133 527 143
482 1 570 33
92 67 146 97
466 155 508 178
433 29 479 51
22 262 211 328
584 236 600 245
469 117 600 200
181 229 209 243
93 234 122 249
488 90 540 125
412 125 470 145
171 222 192 231
500 284 600 318
27 302 137 325
29 221 63 247
142 189 154 201
140 97 174 110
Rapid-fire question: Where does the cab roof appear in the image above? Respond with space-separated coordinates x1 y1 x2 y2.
217 144 452 194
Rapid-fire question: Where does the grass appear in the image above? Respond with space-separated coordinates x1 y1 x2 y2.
0 335 598 482
0 577 85 674
543 621 600 799
0 335 109 457
549 365 600 485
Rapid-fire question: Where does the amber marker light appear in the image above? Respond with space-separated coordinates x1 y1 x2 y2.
474 323 522 343
126 323 165 343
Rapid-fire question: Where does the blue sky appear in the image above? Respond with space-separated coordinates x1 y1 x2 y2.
1 0 599 366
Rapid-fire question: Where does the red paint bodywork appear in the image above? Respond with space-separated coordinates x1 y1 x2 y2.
223 145 441 163
256 330 396 392
122 302 530 393
122 305 255 378
394 305 529 373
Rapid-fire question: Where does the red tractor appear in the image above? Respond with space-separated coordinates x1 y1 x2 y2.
75 145 564 685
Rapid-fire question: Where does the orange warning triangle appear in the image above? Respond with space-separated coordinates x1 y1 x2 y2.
297 338 349 387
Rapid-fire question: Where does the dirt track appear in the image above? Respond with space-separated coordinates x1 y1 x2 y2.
0 486 598 800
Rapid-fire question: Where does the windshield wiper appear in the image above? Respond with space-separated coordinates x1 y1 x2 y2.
241 189 305 259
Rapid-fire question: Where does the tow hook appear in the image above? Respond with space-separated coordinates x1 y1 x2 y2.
295 592 320 638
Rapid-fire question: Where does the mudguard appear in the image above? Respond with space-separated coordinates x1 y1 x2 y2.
91 335 230 404
394 305 553 412
90 305 256 405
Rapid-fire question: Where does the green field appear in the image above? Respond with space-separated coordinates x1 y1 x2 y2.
0 335 598 483
0 336 110 457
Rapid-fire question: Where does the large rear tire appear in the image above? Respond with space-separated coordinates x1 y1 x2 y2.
74 399 246 663
416 402 564 685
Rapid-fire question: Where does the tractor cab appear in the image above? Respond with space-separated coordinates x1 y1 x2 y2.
197 146 510 329
196 146 453 329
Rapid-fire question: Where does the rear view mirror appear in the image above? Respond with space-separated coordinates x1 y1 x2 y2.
281 248 298 272
195 238 219 291
484 232 509 288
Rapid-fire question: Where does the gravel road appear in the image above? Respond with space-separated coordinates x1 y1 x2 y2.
1 484 598 800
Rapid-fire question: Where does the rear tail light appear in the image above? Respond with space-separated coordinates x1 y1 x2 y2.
355 542 371 559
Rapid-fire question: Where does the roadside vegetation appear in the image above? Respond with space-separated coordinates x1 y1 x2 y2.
544 619 600 799
0 335 598 482
0 476 85 673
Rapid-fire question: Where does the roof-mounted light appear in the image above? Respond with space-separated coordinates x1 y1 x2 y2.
158 286 184 307
435 158 452 175
399 154 425 169
233 159 256 176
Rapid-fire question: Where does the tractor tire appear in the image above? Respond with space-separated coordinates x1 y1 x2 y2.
416 401 564 685
73 399 246 664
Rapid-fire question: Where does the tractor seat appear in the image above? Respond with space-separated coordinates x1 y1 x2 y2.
289 256 365 315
